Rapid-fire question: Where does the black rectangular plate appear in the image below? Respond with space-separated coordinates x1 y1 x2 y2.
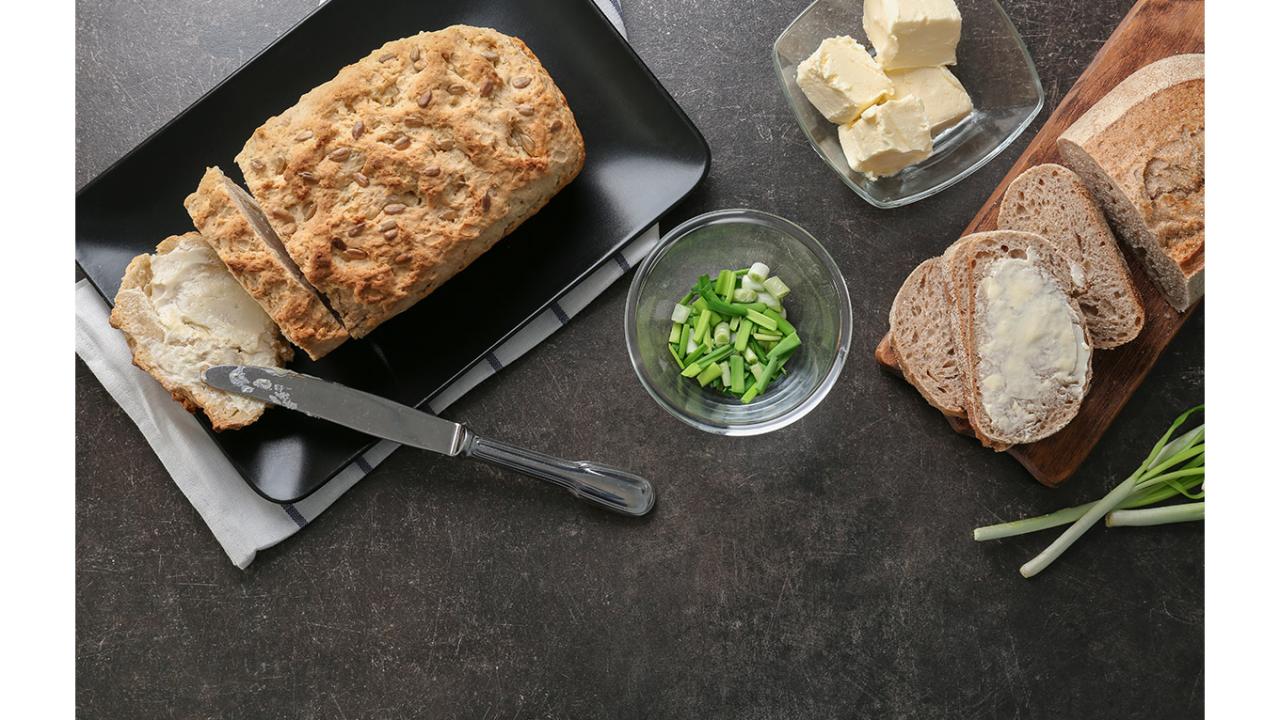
76 0 709 503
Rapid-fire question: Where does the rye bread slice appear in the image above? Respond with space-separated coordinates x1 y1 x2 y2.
943 231 1093 449
889 257 965 417
997 163 1144 348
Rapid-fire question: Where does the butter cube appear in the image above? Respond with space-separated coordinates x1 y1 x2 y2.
885 66 972 135
863 0 963 70
796 36 894 124
838 95 933 179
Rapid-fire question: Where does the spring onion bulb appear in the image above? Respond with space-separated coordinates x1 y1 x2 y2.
671 303 692 323
746 262 770 284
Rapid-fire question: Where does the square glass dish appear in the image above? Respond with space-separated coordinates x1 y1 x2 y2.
773 0 1044 208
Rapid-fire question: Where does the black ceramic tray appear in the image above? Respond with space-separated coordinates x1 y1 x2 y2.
76 0 710 503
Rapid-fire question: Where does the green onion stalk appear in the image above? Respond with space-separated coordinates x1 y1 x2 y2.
972 405 1204 578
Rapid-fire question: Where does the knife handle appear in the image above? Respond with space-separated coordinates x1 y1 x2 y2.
463 434 655 517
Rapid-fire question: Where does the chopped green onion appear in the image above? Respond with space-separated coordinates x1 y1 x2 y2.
762 276 790 300
693 309 712 343
744 309 777 331
668 344 685 369
713 322 731 346
668 263 802 404
696 362 722 387
716 269 736 298
734 319 752 352
767 332 801 360
763 308 795 335
730 355 745 394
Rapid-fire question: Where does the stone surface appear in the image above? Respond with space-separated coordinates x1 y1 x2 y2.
76 1 1204 717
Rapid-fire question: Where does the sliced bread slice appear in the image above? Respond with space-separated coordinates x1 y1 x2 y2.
184 167 348 360
109 233 293 431
997 163 1144 347
944 231 1093 449
889 257 965 417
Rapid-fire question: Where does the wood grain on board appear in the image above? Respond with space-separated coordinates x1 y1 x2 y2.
877 0 1204 487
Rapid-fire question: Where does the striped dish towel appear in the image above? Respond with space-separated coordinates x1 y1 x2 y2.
75 0 652 569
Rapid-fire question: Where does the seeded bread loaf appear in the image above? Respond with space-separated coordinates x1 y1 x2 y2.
889 257 965 417
997 163 1144 348
1057 54 1204 312
944 232 1092 449
184 167 349 360
236 25 585 338
109 233 293 431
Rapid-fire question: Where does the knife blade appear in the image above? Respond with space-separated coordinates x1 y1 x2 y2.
203 364 468 455
202 365 655 516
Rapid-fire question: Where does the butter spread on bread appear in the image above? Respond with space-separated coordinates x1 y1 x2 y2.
109 233 292 431
236 25 586 338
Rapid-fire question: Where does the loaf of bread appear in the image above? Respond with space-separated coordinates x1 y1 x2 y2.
943 232 1092 449
109 233 293 430
184 167 349 360
1057 54 1204 312
997 163 1144 347
889 257 965 417
236 25 586 338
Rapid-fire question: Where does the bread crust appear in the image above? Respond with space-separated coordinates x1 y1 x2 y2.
108 233 293 431
1057 54 1204 312
997 163 1144 348
184 167 349 360
236 26 586 337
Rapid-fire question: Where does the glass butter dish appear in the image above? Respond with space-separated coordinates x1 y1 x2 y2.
773 0 1044 208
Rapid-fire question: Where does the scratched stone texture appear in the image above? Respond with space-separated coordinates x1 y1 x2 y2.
76 1 1204 718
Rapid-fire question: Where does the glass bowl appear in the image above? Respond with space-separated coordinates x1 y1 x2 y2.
624 209 852 435
773 0 1044 209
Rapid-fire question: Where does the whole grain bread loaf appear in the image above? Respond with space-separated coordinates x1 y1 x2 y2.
109 233 293 431
184 167 349 360
236 25 586 338
997 163 1144 348
1057 54 1204 312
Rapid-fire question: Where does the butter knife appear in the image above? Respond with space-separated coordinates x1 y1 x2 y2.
203 365 655 517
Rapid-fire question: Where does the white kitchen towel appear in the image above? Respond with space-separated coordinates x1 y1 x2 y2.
75 0 653 569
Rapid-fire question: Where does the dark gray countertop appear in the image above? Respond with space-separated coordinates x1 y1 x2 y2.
76 1 1205 717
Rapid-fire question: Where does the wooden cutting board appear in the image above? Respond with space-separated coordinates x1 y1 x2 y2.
875 0 1204 487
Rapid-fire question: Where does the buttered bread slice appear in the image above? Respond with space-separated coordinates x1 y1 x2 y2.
944 232 1092 449
184 166 349 360
109 233 293 431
